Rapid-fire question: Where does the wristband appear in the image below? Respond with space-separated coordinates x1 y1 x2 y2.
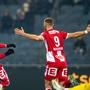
84 30 88 34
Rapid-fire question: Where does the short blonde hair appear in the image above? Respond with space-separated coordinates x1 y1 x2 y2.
44 17 54 26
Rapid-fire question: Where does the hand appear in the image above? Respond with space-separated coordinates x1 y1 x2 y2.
7 44 16 48
15 27 25 35
5 49 14 56
86 24 90 32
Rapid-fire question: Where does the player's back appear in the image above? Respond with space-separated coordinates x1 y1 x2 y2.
41 29 68 65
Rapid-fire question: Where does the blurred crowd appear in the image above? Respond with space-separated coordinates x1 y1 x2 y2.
0 0 89 56
0 0 34 33
0 0 90 65
0 0 90 34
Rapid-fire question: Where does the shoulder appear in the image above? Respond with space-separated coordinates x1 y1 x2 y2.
41 31 45 35
59 31 69 39
40 31 47 40
59 31 68 34
41 31 47 36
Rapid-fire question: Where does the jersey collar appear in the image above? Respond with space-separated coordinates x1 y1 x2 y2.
46 28 54 32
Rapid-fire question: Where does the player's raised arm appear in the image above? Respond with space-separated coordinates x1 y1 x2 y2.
15 27 44 41
67 25 90 38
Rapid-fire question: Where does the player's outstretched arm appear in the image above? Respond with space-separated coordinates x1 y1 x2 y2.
0 49 14 59
15 27 44 41
0 44 16 48
68 26 90 38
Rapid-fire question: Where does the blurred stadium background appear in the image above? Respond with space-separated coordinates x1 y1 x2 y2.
0 0 90 90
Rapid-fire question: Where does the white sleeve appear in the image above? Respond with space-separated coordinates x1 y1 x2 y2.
66 33 69 39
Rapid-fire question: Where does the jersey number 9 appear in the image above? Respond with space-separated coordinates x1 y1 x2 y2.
54 36 60 47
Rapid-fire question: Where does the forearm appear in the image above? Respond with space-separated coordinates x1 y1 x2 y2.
68 30 88 38
15 28 44 41
0 44 16 48
21 32 41 41
0 49 14 59
0 54 6 59
0 44 7 48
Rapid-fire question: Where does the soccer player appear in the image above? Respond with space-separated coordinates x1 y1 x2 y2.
52 79 90 90
0 43 15 90
15 17 90 90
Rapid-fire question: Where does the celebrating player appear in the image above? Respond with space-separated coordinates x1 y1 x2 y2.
15 17 90 90
0 43 15 90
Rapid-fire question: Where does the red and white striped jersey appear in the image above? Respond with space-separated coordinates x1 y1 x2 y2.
0 64 10 88
41 29 69 66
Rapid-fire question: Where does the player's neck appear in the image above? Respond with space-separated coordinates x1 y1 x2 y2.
46 27 53 31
